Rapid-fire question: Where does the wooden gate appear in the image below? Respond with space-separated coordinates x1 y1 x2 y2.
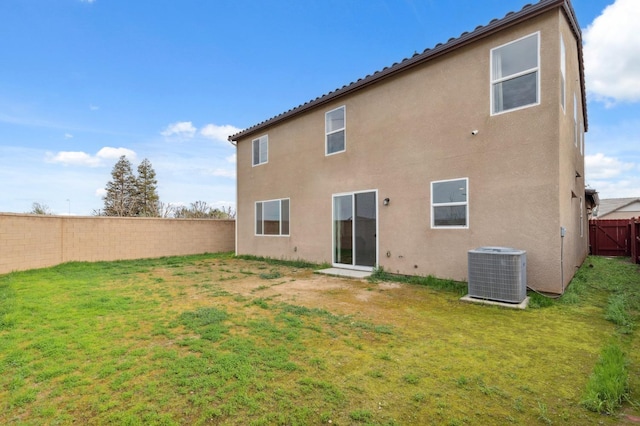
589 218 640 264
635 219 640 265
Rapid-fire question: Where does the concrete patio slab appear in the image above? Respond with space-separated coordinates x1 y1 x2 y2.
316 268 372 279
460 294 530 310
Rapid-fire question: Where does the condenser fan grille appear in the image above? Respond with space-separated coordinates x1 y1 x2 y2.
468 247 527 303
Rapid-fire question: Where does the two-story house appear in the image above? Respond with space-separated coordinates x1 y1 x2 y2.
229 0 588 294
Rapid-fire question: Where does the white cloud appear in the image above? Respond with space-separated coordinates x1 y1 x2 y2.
200 124 242 143
161 121 197 139
95 188 107 198
64 133 73 139
48 151 100 167
47 147 137 167
208 168 236 179
96 147 136 161
588 177 640 199
584 0 640 104
89 104 99 111
80 0 96 3
226 154 236 164
585 153 635 179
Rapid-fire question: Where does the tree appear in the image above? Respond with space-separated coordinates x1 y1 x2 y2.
29 202 52 215
158 201 176 218
212 205 236 219
102 156 138 216
187 200 209 218
98 156 233 219
135 158 159 217
173 201 236 219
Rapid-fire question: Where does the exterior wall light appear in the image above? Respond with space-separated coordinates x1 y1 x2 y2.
383 198 390 206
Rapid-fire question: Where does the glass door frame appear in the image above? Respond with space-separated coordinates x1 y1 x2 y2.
331 189 378 271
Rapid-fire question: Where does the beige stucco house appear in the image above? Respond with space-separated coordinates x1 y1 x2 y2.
229 0 588 294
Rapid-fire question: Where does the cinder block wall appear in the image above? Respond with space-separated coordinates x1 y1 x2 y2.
0 213 235 274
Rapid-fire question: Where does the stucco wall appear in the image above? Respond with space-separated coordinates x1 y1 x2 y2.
235 8 587 294
557 9 589 290
0 214 235 274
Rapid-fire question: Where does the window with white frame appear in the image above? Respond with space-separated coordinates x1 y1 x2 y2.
580 196 584 238
255 198 289 236
580 121 584 155
573 94 578 147
491 33 539 114
252 135 268 166
325 106 345 155
560 33 566 112
431 178 468 228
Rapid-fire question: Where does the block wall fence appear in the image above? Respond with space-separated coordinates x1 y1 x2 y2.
0 213 235 275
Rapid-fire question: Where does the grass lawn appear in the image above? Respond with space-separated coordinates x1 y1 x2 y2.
0 253 638 425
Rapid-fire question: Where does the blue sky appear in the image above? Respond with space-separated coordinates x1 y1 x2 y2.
1 0 638 215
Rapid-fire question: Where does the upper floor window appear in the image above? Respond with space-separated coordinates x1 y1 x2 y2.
560 33 566 112
325 106 345 155
252 135 268 166
580 121 584 155
255 198 289 236
491 33 540 114
573 94 578 147
431 178 469 229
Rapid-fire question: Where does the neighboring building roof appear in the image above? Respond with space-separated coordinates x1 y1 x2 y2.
596 197 640 217
229 0 586 143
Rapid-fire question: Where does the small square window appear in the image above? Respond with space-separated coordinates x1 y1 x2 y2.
255 198 290 236
252 135 268 166
325 106 345 155
431 178 469 228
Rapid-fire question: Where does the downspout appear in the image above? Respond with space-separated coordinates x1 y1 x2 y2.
228 138 238 256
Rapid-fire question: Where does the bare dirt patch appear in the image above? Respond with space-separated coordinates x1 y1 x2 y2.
200 260 420 322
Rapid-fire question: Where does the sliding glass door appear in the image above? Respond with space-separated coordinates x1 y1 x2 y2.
333 191 377 270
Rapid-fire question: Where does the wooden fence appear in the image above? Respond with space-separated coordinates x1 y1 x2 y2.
589 218 640 264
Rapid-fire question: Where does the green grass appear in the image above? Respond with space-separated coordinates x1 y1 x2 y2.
369 266 467 295
559 256 638 415
0 253 638 424
581 343 629 414
258 270 282 280
605 293 634 333
234 254 323 269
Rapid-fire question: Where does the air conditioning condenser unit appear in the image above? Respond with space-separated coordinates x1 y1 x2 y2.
467 247 527 303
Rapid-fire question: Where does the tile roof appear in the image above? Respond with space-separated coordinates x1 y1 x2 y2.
229 0 585 142
597 197 640 217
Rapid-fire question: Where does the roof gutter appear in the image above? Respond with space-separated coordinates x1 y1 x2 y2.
229 0 586 142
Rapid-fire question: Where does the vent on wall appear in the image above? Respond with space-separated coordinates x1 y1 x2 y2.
468 247 527 303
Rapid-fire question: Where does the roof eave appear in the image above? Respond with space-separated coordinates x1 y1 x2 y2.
559 0 588 131
229 0 586 142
